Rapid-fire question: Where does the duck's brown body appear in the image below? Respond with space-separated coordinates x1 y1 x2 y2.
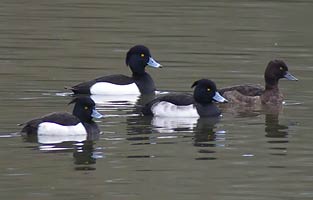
219 60 297 105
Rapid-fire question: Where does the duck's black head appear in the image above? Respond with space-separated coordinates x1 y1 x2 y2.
70 97 103 123
125 45 162 75
191 79 228 104
264 60 298 88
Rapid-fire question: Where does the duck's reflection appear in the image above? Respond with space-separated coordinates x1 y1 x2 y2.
193 117 220 146
91 93 155 107
151 117 198 133
125 116 155 145
91 93 156 118
37 134 87 144
261 105 288 141
219 103 288 137
73 140 97 170
22 131 100 170
265 113 288 139
193 117 223 160
126 115 223 160
221 102 289 157
218 103 262 118
263 108 289 158
91 94 140 106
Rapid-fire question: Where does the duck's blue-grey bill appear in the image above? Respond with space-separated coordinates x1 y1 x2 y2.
92 109 103 119
213 92 228 103
147 57 162 68
284 72 298 81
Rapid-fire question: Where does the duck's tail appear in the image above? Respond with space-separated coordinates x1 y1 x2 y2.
64 86 74 90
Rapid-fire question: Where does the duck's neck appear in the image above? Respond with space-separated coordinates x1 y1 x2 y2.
82 121 100 135
265 78 279 91
195 102 221 117
132 72 156 94
262 79 283 105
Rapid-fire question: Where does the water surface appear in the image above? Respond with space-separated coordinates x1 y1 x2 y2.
0 0 313 200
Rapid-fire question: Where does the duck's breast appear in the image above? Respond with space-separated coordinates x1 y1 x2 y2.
261 89 283 104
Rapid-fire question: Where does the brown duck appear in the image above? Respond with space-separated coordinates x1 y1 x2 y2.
219 60 298 105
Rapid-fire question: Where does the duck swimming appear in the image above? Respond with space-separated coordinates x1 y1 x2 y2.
20 97 103 137
68 45 162 95
142 79 228 117
219 60 298 105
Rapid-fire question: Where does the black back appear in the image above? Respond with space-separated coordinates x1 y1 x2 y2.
21 112 80 135
71 75 134 94
219 84 264 97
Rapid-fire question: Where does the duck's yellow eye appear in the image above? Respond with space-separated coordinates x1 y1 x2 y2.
207 88 211 92
280 67 283 70
140 53 145 57
84 106 88 110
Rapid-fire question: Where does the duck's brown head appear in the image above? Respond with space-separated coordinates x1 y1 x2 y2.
264 60 298 89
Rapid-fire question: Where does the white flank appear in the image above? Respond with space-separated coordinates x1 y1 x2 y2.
38 122 87 136
90 82 140 95
151 101 200 117
38 134 87 144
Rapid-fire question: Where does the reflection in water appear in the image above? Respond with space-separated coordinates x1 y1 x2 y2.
91 93 155 107
91 93 156 118
265 113 288 139
126 116 155 146
223 103 291 157
73 140 97 171
91 94 140 105
151 117 198 133
126 114 225 160
220 102 290 158
193 117 221 160
22 131 101 170
135 93 157 107
193 117 220 146
38 134 87 144
218 103 262 118
264 112 289 157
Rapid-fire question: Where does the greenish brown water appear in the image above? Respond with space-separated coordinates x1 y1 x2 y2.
0 1 313 199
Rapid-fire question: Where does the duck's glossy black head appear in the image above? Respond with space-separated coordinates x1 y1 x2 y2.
191 79 228 104
264 60 298 87
125 45 162 75
69 97 102 122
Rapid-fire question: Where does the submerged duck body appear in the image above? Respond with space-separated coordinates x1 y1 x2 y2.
219 60 298 105
69 45 162 95
21 97 103 137
142 79 228 117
